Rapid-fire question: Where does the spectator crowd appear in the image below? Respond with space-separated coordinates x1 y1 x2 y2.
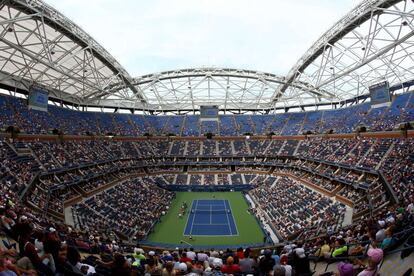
0 91 413 275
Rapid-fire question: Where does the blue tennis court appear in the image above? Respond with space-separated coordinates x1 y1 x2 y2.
184 199 238 236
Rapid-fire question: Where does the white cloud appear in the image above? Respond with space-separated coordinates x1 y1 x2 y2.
45 0 358 76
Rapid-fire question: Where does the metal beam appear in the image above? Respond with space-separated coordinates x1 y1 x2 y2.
316 26 414 88
8 0 144 101
274 0 403 99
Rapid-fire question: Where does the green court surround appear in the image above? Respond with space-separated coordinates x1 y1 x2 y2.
146 192 266 246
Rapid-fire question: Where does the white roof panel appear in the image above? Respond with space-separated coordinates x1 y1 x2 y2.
0 0 412 112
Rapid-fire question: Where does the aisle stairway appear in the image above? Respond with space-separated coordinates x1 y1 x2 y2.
380 251 414 275
313 246 414 275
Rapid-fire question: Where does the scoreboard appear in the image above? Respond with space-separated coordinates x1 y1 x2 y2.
200 105 219 119
369 81 391 108
28 86 48 112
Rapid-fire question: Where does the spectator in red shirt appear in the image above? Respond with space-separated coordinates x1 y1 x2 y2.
221 256 240 274
178 252 192 263
236 247 244 260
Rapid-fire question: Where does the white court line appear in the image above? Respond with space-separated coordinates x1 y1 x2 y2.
197 200 225 206
189 200 198 235
189 233 239 237
197 204 224 207
192 223 229 226
184 199 239 236
223 199 232 235
228 200 239 235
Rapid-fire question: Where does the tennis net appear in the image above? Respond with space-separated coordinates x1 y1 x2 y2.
191 209 231 215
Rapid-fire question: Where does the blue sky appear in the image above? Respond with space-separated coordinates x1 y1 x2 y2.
46 0 360 77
